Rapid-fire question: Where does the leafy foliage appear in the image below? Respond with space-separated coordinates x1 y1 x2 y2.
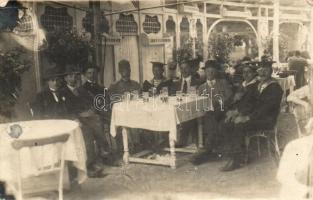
44 28 93 68
0 48 31 117
264 33 289 62
208 32 235 64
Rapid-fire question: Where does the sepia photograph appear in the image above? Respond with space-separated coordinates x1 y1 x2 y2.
0 0 313 199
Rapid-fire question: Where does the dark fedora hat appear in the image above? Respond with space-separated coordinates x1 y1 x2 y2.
202 59 219 70
43 67 64 80
62 64 81 76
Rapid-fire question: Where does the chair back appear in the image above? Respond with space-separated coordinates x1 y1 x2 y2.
11 133 70 200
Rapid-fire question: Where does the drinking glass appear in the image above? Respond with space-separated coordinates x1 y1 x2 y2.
176 91 183 102
132 90 139 101
143 92 149 103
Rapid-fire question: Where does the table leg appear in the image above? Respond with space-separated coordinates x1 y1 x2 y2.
122 128 129 165
169 136 176 169
197 117 204 149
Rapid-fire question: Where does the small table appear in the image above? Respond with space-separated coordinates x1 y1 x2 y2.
0 120 87 196
110 96 211 169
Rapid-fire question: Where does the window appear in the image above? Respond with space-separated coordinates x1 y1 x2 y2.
82 12 109 33
143 15 161 34
116 13 138 35
180 16 189 46
40 6 73 32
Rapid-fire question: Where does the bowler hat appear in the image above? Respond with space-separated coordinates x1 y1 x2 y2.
43 67 63 80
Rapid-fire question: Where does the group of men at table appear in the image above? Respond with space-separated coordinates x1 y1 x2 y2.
30 56 283 177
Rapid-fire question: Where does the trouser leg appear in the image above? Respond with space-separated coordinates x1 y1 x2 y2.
80 124 97 169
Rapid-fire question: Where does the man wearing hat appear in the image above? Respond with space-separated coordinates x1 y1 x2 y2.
142 61 173 94
109 59 141 151
220 61 283 171
60 64 106 178
192 59 233 164
31 67 67 119
109 59 141 96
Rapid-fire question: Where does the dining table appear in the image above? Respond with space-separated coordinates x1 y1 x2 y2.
110 95 212 169
0 119 87 196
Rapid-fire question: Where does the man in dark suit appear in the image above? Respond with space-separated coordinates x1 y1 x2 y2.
289 50 308 89
220 61 283 171
142 61 173 95
59 65 106 178
31 67 67 119
192 59 233 164
173 59 202 95
80 64 112 154
175 59 202 146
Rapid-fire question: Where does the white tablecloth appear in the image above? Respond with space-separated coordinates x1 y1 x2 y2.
0 120 87 192
110 96 210 141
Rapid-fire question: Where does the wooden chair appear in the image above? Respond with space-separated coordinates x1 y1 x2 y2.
245 126 280 166
11 134 70 200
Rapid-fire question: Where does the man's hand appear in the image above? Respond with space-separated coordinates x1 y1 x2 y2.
234 115 250 124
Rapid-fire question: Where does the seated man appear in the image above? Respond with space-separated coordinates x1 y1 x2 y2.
79 63 112 156
220 61 283 171
109 59 141 96
59 65 106 178
173 59 202 95
142 61 173 94
192 59 233 164
109 60 141 151
174 59 202 146
31 67 67 119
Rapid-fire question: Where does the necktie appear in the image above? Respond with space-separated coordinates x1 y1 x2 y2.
182 80 188 94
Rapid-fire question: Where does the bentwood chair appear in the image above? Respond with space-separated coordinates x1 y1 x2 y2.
245 126 281 166
11 134 70 200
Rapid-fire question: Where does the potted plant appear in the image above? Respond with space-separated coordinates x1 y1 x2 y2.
0 48 31 122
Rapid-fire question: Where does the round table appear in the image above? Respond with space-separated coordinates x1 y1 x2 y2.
0 119 87 196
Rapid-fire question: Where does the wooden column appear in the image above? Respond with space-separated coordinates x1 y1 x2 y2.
273 0 280 63
32 2 41 92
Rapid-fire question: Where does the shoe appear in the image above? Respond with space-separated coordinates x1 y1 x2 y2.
220 158 241 172
191 150 220 165
88 169 108 178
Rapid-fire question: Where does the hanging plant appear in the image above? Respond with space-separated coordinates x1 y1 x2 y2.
44 28 94 69
208 32 235 65
0 48 31 118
